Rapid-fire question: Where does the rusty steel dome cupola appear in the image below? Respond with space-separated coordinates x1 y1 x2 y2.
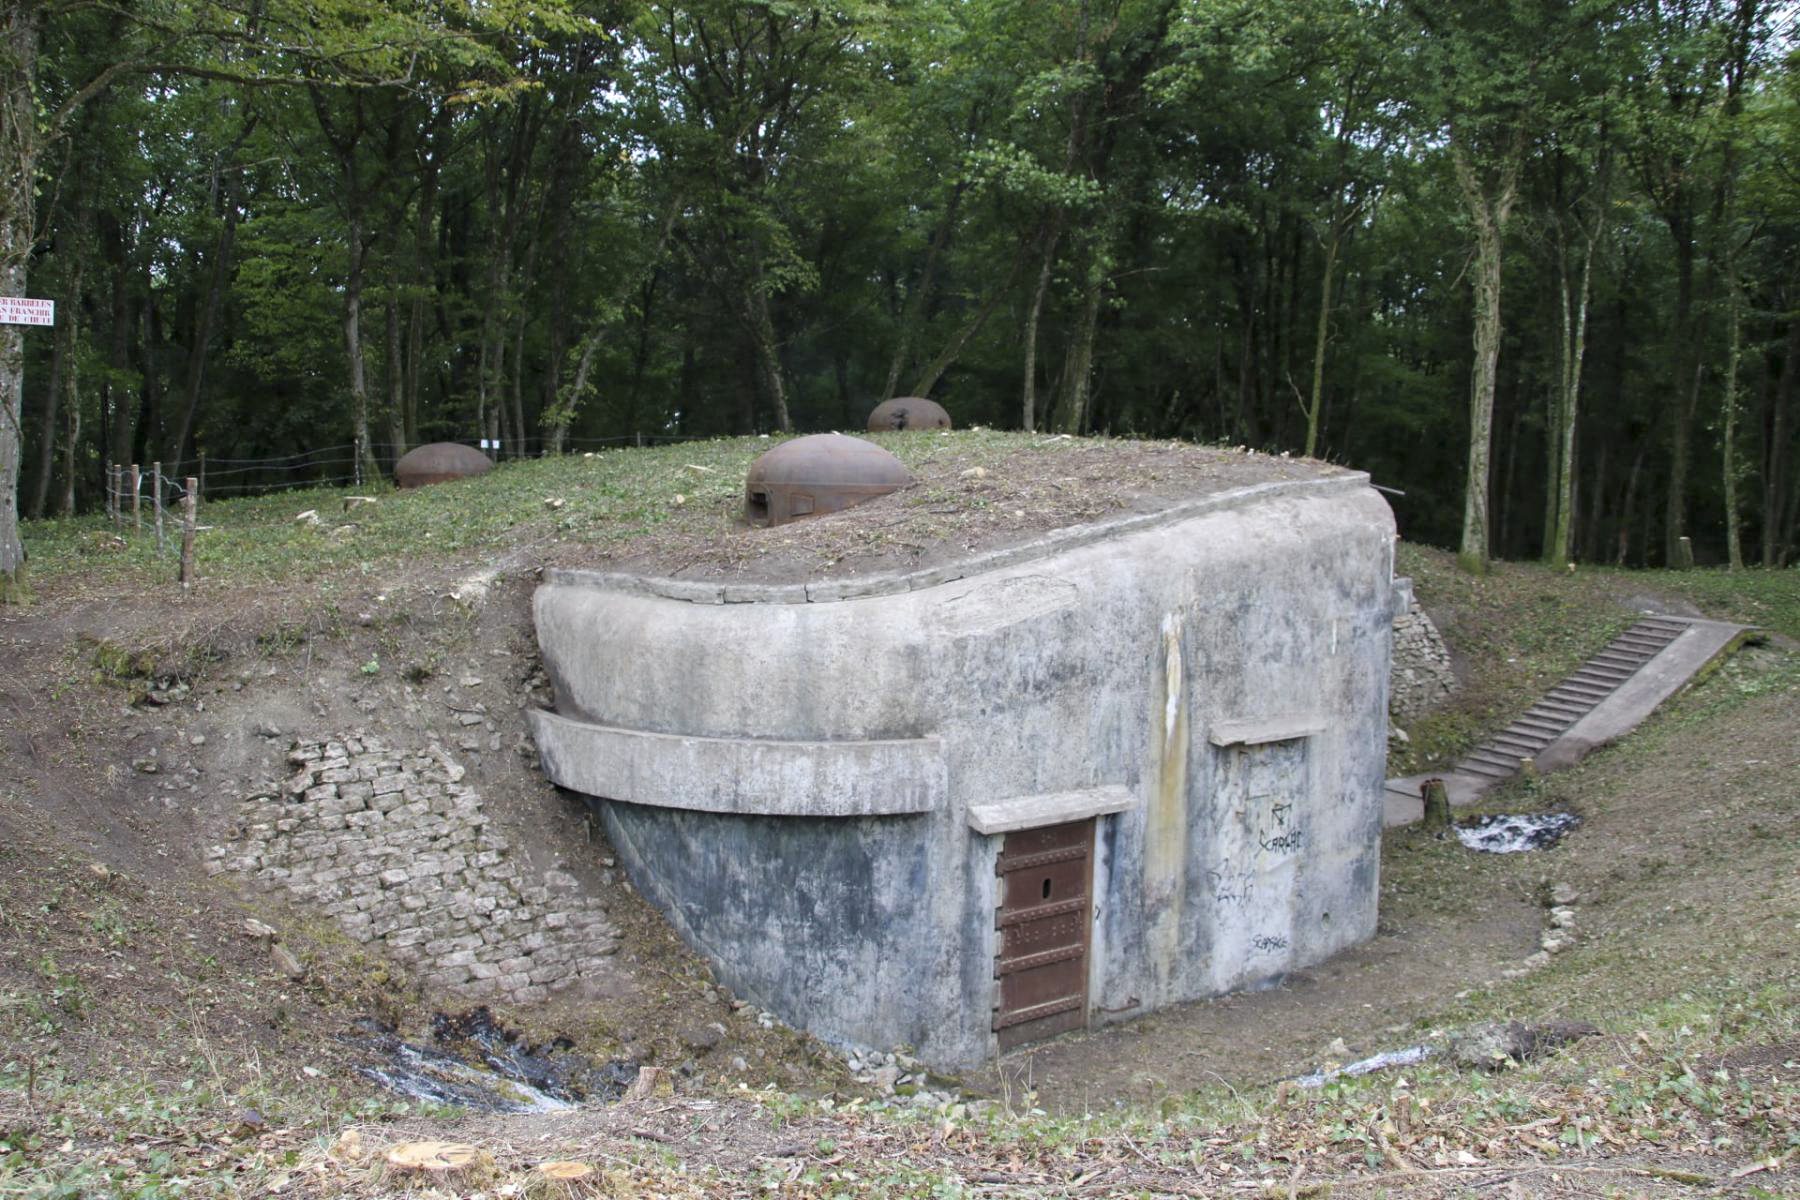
744 434 911 528
393 441 493 488
868 397 952 432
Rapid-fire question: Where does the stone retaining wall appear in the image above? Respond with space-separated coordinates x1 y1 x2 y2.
207 734 617 1007
1390 578 1456 723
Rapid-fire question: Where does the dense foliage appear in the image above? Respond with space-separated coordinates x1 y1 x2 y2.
4 0 1798 576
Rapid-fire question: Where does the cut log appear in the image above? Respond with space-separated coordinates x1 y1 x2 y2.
384 1140 489 1173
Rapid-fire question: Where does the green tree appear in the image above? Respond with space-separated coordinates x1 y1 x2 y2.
1404 0 1612 573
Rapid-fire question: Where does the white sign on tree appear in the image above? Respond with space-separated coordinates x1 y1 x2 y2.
0 298 54 326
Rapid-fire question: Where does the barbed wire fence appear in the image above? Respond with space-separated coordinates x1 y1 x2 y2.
97 434 709 582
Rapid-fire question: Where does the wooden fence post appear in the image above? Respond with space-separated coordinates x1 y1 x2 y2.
152 462 165 554
107 463 119 529
179 478 198 586
130 464 141 531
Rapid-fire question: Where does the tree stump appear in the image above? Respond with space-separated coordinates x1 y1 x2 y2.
1420 778 1451 830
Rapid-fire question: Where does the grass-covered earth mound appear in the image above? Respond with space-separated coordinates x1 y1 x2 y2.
1 435 1795 1198
23 432 1342 594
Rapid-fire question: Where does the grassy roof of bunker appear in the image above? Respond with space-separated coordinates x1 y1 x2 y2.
552 430 1358 585
20 431 1359 601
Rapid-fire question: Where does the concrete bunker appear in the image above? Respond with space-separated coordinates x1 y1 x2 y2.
528 461 1396 1069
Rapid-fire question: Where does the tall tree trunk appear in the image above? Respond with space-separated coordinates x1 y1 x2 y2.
1451 140 1521 574
1765 308 1798 566
384 288 406 461
476 250 506 454
1304 225 1341 458
1616 447 1644 565
551 329 603 457
28 256 67 519
57 259 79 516
101 214 133 486
1546 204 1597 565
548 202 679 453
343 214 378 485
480 333 501 452
404 114 447 449
1053 248 1105 434
881 185 963 400
1664 221 1698 565
1584 437 1610 562
168 197 238 479
508 310 527 456
907 240 1026 399
1020 218 1062 433
1498 374 1523 557
1720 238 1745 570
0 1 41 600
624 270 659 439
748 276 791 432
137 283 164 466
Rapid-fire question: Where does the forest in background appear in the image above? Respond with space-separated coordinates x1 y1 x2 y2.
2 0 1798 582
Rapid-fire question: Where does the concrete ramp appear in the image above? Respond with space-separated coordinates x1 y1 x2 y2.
1386 615 1756 827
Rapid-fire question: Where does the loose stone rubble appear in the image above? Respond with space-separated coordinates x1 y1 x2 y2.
207 734 617 1007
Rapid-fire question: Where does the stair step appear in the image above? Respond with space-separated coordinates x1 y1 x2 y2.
1455 760 1516 781
1594 656 1651 673
1547 688 1607 706
1510 718 1568 738
1463 749 1522 772
1589 652 1647 670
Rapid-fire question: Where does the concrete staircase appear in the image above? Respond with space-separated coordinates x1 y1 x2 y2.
1385 614 1756 827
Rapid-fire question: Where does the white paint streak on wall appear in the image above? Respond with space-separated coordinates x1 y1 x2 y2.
1143 609 1190 993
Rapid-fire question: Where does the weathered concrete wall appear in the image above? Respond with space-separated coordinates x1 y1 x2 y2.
530 474 1396 1068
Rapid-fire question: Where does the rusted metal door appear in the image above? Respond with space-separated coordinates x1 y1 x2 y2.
993 819 1094 1050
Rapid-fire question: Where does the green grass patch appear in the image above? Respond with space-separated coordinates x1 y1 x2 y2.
18 431 1091 593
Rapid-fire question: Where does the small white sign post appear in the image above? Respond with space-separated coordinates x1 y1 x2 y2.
0 298 54 326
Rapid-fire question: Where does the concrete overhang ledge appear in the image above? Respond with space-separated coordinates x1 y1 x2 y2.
529 709 944 817
966 786 1139 835
1208 714 1329 747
